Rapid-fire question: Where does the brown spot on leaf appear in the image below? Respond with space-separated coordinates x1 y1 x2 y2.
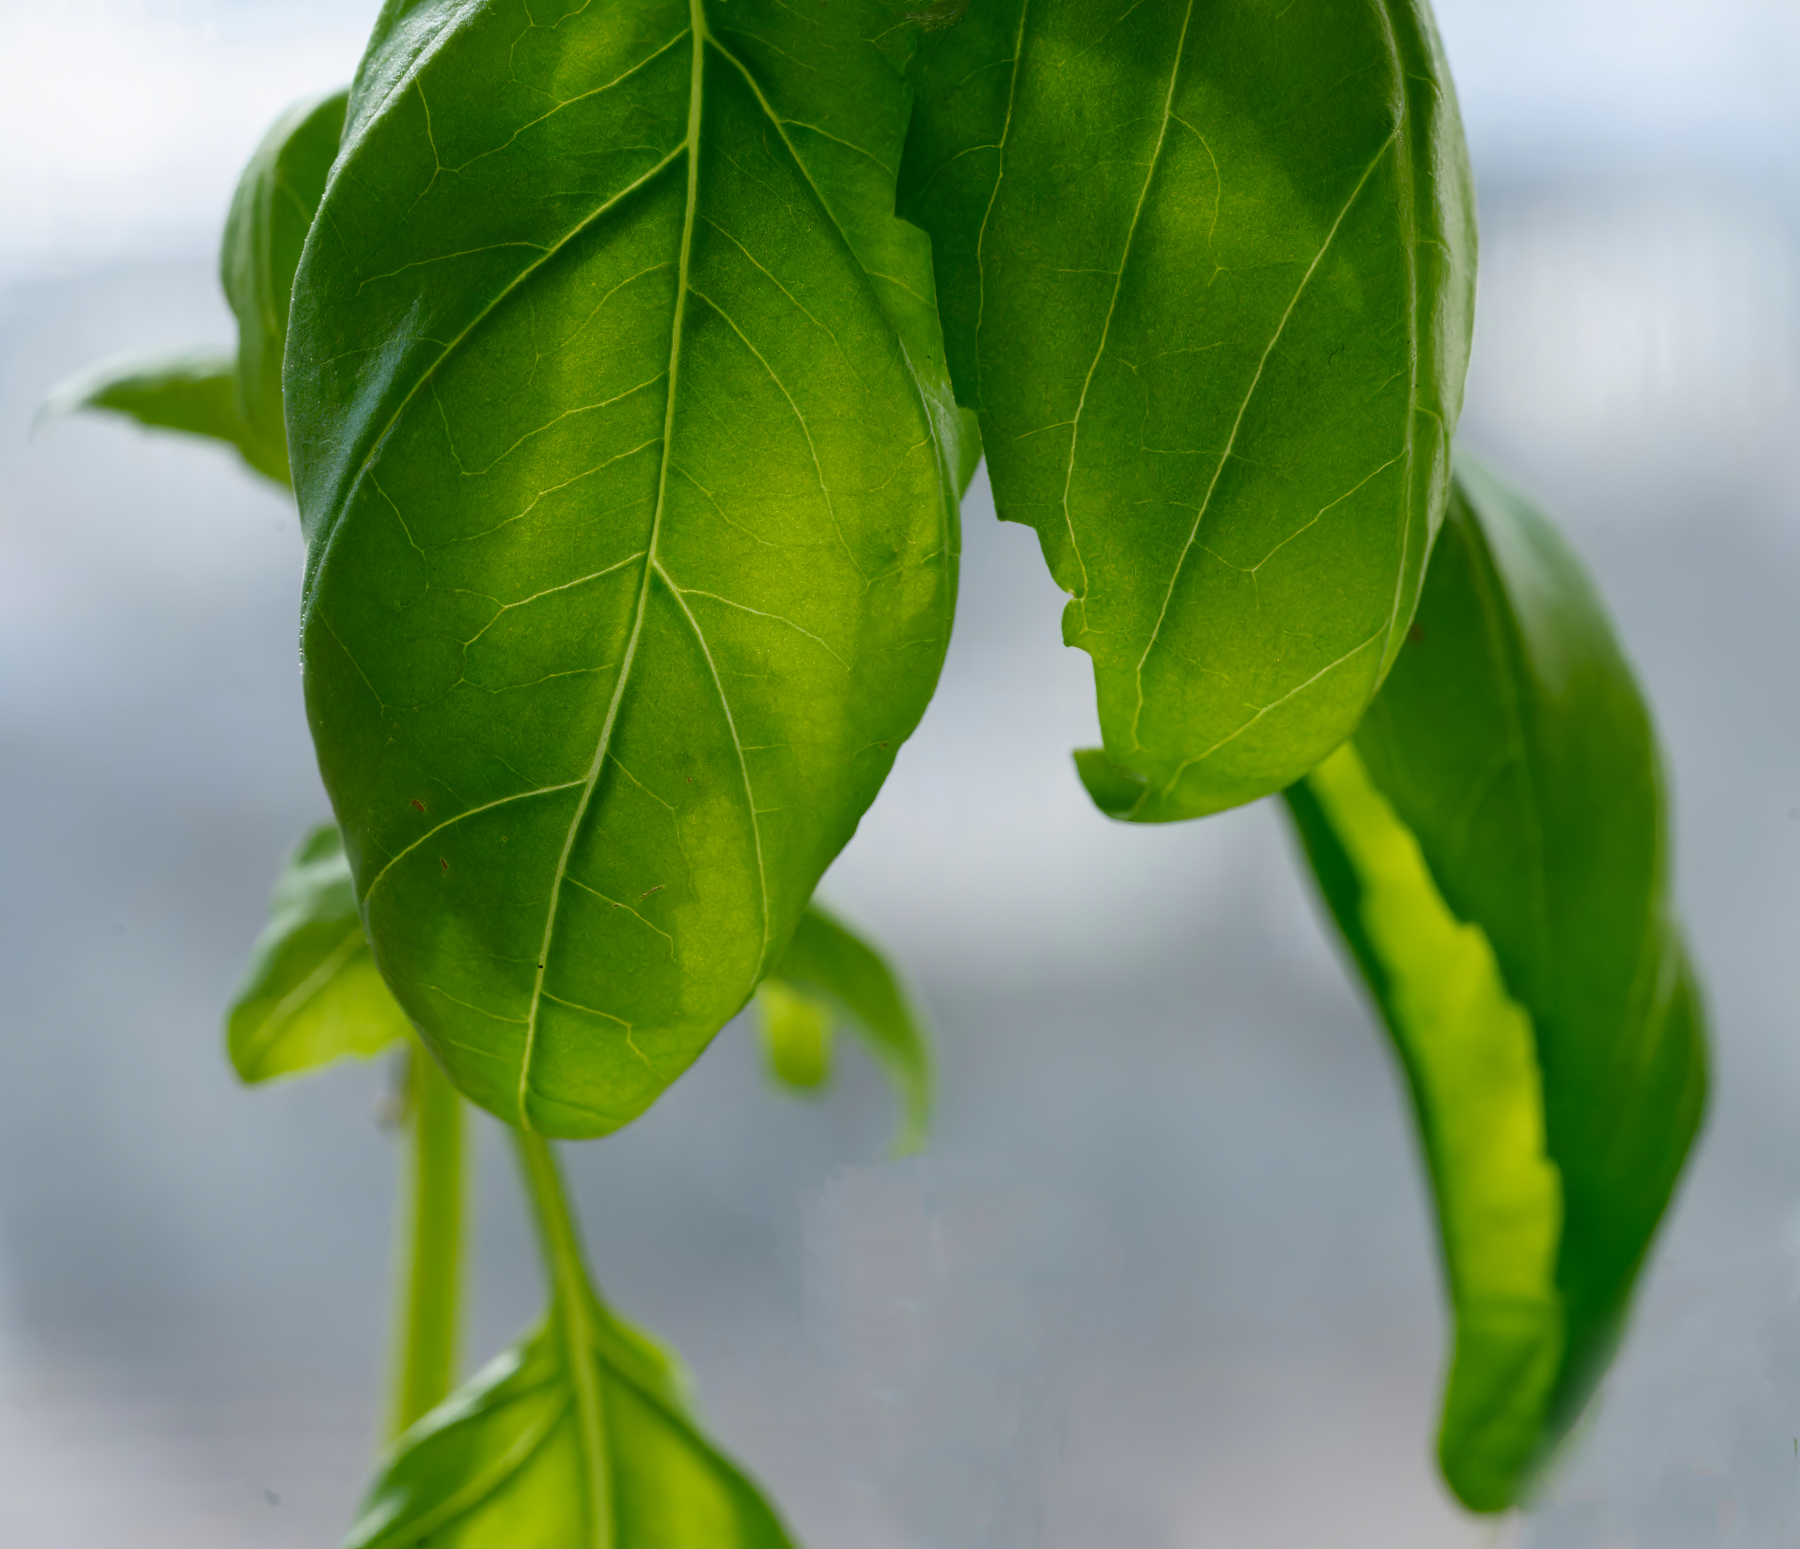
1408 623 1424 646
410 798 425 813
439 857 449 874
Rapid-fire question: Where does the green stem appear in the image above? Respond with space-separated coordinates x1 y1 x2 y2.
387 1040 466 1440
513 1129 614 1549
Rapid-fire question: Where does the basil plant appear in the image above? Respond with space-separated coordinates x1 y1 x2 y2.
54 0 1705 1537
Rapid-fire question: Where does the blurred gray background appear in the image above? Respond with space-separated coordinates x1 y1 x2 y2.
3 1 1799 1544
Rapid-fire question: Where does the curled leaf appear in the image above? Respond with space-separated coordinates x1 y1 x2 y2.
768 904 933 1156
1286 459 1706 1510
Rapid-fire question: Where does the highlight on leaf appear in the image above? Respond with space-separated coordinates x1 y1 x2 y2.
1285 456 1707 1511
288 0 969 1139
227 824 411 1084
901 0 1477 821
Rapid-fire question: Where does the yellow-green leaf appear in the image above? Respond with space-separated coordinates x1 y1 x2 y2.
754 980 834 1093
227 824 411 1083
344 1302 792 1549
768 903 932 1156
1285 459 1707 1510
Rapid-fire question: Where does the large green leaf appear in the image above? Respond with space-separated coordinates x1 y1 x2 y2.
1285 460 1707 1510
348 1136 795 1548
900 0 1476 821
43 89 345 484
286 0 967 1136
227 824 411 1083
765 903 933 1156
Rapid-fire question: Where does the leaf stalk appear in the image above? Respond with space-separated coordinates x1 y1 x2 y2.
386 1039 466 1439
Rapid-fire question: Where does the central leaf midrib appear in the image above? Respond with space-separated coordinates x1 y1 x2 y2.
514 2 712 1136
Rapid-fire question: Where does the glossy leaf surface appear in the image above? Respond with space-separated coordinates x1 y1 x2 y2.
345 1290 791 1549
288 0 966 1137
901 0 1476 820
227 824 411 1083
769 902 932 1155
46 89 344 484
1285 461 1707 1509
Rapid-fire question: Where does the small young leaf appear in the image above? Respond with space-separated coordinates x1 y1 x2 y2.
344 1295 794 1549
42 89 346 485
38 347 282 482
901 0 1476 821
227 824 411 1083
287 0 969 1138
1285 459 1707 1511
769 904 933 1156
754 980 835 1093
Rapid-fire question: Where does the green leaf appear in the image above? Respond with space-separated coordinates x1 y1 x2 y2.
1285 459 1707 1511
37 347 283 482
42 89 345 485
768 904 933 1156
345 1276 793 1548
900 0 1476 821
350 1130 798 1548
219 87 350 482
226 824 411 1083
286 0 969 1137
754 980 834 1093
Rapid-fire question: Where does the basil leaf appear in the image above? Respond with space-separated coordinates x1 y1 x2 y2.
344 1296 792 1549
219 87 349 482
754 980 835 1093
37 348 277 478
768 903 932 1156
227 824 411 1083
900 0 1476 821
287 0 967 1137
43 89 345 486
1285 460 1707 1510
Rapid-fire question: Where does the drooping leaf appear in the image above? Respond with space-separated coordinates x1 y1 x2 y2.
42 89 345 485
754 979 835 1093
1285 460 1707 1511
345 1271 793 1548
219 87 350 481
767 903 933 1156
900 0 1476 821
227 824 411 1083
286 0 969 1137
